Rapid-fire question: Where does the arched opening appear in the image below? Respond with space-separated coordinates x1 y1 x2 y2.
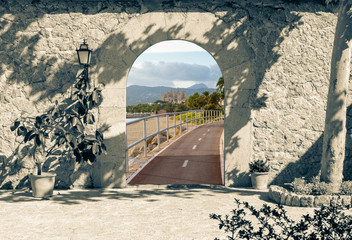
95 12 253 188
125 40 224 185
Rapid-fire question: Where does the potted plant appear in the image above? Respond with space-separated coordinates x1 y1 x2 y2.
249 159 270 190
10 68 106 198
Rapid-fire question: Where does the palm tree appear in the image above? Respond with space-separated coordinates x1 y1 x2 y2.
216 76 224 100
320 0 352 190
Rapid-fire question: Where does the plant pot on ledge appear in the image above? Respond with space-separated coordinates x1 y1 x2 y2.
249 159 270 190
29 172 56 198
251 172 269 190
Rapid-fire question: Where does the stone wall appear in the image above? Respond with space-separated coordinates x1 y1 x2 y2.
0 0 346 189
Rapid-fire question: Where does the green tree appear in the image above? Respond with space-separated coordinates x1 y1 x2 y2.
186 92 200 109
216 76 224 100
208 91 221 107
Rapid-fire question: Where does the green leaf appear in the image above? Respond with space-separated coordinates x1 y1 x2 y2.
73 149 81 163
92 142 98 155
96 130 103 141
24 130 34 143
65 133 73 143
85 135 96 141
101 143 107 154
35 134 41 146
35 116 42 128
89 113 95 124
92 91 99 103
76 124 84 133
69 138 77 148
39 132 45 145
10 121 20 131
58 137 66 146
29 133 37 141
72 117 79 127
17 126 27 136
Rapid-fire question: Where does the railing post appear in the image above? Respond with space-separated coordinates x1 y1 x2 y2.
196 111 199 126
166 114 169 142
174 113 176 139
126 127 129 172
196 111 199 125
179 113 182 134
157 115 160 149
143 118 147 157
191 111 193 127
186 111 188 130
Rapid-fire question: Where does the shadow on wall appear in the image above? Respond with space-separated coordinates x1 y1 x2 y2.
0 1 335 188
0 132 126 190
273 104 352 185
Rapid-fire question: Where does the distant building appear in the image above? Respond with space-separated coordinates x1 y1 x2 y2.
153 110 167 115
161 88 186 103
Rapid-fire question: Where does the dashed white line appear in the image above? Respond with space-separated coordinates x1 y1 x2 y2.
203 133 206 136
182 160 189 168
208 129 210 132
192 145 197 150
198 138 202 141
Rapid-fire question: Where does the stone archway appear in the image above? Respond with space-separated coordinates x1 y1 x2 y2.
92 12 254 188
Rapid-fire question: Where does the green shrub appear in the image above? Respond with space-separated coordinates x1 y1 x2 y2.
210 198 352 240
340 181 352 195
289 177 338 196
290 178 312 195
249 159 270 173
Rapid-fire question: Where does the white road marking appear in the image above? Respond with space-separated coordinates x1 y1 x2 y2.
203 133 206 136
192 145 197 150
208 129 210 132
182 160 189 168
198 138 202 141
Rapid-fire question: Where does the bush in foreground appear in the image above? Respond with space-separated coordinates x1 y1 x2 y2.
210 198 352 240
288 176 352 196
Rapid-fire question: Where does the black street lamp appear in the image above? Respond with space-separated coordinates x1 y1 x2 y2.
76 40 92 86
76 40 92 66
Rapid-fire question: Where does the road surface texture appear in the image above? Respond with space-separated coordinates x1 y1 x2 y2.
129 121 224 185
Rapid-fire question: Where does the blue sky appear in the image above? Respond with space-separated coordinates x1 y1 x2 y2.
127 40 222 88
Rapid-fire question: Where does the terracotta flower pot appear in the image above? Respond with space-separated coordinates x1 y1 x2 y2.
29 172 56 198
251 172 269 190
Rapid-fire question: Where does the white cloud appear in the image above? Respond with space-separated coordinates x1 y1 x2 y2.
127 61 221 88
143 40 205 53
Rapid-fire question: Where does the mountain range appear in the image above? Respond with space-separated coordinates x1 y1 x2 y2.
126 83 216 105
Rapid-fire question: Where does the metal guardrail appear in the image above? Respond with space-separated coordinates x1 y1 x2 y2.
126 110 223 171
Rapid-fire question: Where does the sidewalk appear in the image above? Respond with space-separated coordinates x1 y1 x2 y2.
0 185 316 240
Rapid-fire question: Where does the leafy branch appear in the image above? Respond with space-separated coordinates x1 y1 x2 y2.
10 69 107 175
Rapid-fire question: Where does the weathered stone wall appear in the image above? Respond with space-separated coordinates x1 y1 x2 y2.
252 10 337 184
0 0 344 189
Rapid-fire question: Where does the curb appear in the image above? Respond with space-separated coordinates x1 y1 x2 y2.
268 185 351 208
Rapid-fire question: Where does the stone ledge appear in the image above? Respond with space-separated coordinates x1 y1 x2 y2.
268 185 351 208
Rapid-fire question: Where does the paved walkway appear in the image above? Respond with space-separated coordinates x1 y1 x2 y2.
0 185 317 240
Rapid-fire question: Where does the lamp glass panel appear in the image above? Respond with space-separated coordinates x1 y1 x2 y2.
79 50 89 65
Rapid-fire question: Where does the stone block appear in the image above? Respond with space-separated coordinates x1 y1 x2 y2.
291 195 301 207
300 195 314 207
314 195 331 208
280 192 287 205
339 195 351 209
269 186 281 204
330 196 343 207
285 193 293 206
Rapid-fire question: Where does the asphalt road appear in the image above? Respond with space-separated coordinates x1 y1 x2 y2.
129 121 224 185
